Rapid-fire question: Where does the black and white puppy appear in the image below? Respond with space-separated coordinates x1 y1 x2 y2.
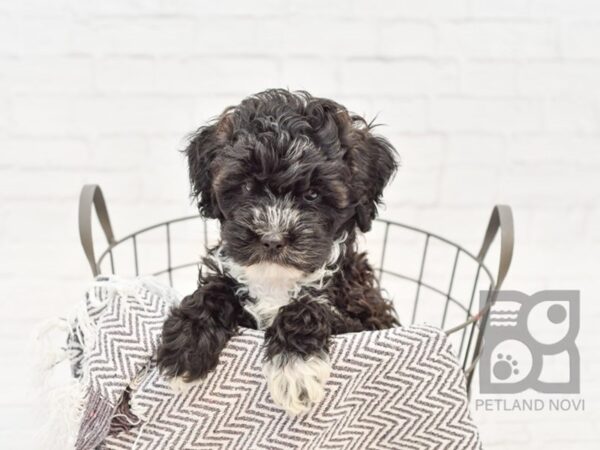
157 89 399 416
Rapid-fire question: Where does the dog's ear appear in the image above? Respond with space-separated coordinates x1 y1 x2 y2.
346 124 398 232
308 99 397 232
185 112 234 220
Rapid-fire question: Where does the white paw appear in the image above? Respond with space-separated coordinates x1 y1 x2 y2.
263 353 331 416
168 373 203 393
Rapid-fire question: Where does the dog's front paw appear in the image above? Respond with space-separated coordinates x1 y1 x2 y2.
263 352 331 416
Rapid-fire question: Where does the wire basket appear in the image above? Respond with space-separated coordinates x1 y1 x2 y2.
79 184 514 393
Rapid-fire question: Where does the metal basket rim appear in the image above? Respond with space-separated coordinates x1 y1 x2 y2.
97 215 494 281
96 215 496 334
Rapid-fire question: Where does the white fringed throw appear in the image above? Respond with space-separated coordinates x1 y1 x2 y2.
46 276 482 449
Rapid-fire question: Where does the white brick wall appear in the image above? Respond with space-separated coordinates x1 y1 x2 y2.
1 1 599 448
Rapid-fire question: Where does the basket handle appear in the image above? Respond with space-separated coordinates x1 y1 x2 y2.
477 205 514 290
79 184 116 276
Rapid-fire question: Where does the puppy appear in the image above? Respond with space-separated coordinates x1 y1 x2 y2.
157 89 399 416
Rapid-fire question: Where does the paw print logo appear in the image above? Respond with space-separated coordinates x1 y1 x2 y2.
493 354 519 380
480 290 579 394
486 339 531 386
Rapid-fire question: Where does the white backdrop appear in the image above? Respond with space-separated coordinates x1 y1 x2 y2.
1 1 599 448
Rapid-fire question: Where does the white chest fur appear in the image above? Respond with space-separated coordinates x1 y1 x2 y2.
213 232 347 330
230 262 307 329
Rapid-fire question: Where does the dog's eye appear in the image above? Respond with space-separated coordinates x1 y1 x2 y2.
303 189 319 202
243 181 253 192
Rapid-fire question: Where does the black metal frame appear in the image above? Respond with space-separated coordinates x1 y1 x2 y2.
79 184 514 393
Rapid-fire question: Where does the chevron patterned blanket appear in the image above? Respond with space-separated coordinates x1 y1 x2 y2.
65 276 481 449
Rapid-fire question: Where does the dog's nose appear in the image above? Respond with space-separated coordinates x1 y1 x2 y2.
261 234 286 251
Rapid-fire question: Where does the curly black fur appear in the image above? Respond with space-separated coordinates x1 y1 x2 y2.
157 89 399 384
264 296 334 361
